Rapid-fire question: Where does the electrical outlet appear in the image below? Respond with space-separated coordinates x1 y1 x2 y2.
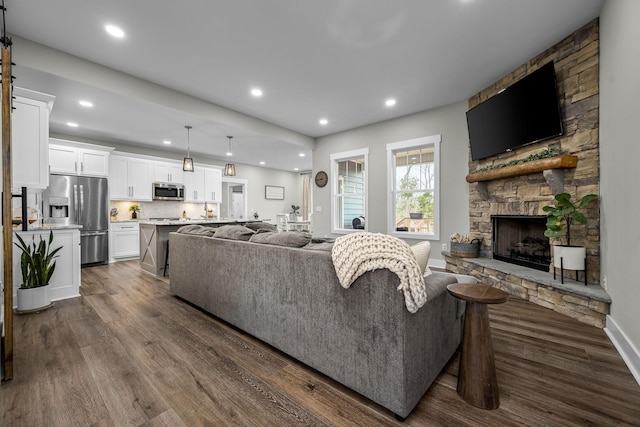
602 275 608 290
316 206 322 212
442 243 447 252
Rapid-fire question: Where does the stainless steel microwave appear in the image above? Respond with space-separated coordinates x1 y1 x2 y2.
153 182 185 201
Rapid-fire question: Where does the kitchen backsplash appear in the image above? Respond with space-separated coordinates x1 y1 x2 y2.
110 200 219 221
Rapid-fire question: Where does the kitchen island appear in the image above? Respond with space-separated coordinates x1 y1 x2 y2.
139 218 266 276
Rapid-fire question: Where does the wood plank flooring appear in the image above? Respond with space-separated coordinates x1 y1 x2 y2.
1 260 639 426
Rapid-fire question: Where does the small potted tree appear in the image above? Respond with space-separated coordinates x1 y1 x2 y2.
14 230 62 312
543 192 598 282
129 204 140 219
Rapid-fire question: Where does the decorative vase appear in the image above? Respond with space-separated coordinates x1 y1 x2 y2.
289 213 297 221
553 245 586 270
132 211 137 219
17 284 52 312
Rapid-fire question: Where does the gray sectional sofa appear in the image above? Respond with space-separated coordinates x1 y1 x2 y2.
169 228 464 419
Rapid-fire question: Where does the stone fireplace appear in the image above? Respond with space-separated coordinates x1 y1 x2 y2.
444 19 610 328
492 215 550 272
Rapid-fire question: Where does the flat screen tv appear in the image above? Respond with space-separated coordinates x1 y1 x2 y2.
466 61 563 161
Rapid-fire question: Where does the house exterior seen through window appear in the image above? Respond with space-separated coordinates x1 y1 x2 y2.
330 148 368 233
387 135 440 239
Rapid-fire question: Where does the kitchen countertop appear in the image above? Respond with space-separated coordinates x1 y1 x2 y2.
14 224 83 231
138 218 265 226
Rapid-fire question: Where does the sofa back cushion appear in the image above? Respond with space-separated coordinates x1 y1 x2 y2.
249 230 312 248
176 224 216 237
244 222 278 232
213 225 255 241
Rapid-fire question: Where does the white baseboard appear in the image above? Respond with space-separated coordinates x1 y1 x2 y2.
429 258 447 270
604 315 640 387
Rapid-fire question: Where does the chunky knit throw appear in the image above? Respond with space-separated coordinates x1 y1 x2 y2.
331 232 427 313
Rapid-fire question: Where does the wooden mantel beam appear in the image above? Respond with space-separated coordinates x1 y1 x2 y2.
466 155 578 183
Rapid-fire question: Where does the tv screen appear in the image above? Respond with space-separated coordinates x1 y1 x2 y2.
466 62 563 161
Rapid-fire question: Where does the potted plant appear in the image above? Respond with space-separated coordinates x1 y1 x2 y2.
543 192 598 276
290 205 300 221
14 230 62 311
129 204 140 219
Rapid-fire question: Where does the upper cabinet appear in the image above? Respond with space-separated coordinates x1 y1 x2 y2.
183 168 205 202
109 154 154 201
183 166 222 203
49 139 113 177
154 161 184 184
8 87 55 191
204 167 222 203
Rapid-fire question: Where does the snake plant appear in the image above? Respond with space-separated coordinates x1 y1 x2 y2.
14 230 62 289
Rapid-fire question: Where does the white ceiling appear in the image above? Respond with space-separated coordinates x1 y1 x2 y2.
6 0 603 172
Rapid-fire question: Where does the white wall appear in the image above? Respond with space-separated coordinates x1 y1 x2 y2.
312 100 470 265
600 0 640 375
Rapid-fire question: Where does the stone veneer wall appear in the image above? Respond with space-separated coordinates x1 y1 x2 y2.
467 19 600 285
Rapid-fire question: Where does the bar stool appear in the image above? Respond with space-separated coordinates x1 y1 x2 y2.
163 240 170 276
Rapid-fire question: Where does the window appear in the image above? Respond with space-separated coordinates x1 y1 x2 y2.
330 148 368 233
387 135 440 239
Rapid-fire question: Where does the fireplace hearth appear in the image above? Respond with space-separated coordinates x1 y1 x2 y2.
492 215 550 272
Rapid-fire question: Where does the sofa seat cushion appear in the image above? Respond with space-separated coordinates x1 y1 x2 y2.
249 230 312 247
213 224 255 241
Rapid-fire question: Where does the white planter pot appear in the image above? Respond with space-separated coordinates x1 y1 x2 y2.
553 245 586 270
17 284 52 312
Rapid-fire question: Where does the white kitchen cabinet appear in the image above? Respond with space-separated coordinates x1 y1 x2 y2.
8 87 55 192
12 228 81 307
49 140 112 177
183 168 205 202
109 155 154 201
204 167 222 203
110 222 140 260
154 161 184 184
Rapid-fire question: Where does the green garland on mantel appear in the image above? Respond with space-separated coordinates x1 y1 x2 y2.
472 147 560 173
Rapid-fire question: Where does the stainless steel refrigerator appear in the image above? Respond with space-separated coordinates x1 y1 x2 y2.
44 174 109 265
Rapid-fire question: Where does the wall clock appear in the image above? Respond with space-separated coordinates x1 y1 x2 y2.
314 171 328 188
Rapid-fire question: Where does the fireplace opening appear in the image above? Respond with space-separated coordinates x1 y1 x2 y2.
492 215 550 272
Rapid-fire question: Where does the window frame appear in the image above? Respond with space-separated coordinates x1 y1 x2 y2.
386 135 441 240
330 148 369 234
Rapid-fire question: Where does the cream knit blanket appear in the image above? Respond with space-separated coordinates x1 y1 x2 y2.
331 232 427 313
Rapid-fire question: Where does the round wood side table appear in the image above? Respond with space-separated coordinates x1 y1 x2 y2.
447 283 509 410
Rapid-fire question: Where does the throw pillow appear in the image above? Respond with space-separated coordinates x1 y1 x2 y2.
249 231 312 248
213 225 255 241
411 241 432 276
244 222 278 232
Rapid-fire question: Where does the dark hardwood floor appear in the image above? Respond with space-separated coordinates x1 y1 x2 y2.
2 260 639 426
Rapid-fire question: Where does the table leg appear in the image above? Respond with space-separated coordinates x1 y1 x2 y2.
457 301 500 410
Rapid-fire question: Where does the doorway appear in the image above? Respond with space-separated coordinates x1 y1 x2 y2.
221 177 248 219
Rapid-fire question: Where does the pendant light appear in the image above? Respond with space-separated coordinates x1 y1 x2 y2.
183 125 194 172
224 135 236 176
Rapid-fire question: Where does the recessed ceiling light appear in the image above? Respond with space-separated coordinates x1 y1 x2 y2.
66 122 79 128
251 88 263 97
105 24 125 38
319 118 328 125
226 151 233 156
259 161 265 165
385 98 396 107
163 140 171 145
294 168 299 171
299 153 305 157
78 100 93 107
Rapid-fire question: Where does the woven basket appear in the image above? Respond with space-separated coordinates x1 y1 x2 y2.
450 241 480 258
